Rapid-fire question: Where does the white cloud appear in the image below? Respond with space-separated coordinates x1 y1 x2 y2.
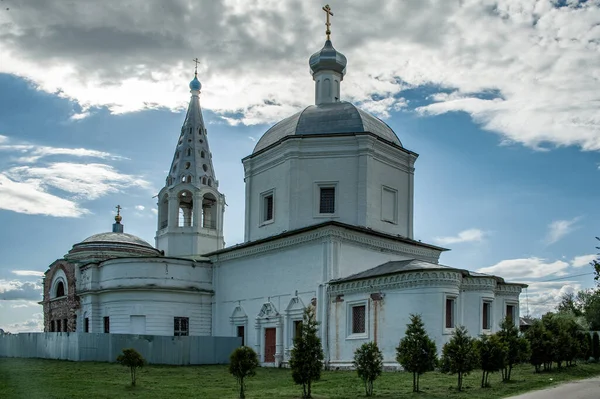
521 281 583 318
0 174 86 217
0 1 598 151
546 217 581 244
11 270 45 277
571 254 598 268
0 141 127 163
150 208 158 215
433 228 486 245
478 257 570 280
134 205 145 211
0 279 42 301
2 313 44 333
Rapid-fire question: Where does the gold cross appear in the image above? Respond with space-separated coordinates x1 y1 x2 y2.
115 204 122 216
192 57 200 74
322 4 333 40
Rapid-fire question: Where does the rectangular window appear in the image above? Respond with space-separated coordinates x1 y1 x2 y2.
84 318 89 333
381 186 398 223
319 187 336 214
506 305 515 324
446 298 455 329
56 319 62 332
64 319 68 332
103 316 110 333
263 194 273 222
50 320 55 332
293 320 303 340
482 302 491 330
352 305 366 334
237 325 245 346
174 317 189 336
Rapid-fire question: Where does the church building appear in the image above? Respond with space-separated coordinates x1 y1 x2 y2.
41 8 525 368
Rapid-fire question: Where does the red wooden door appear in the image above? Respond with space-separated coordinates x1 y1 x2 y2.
264 328 276 362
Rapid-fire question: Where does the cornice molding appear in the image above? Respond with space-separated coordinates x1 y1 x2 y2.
329 270 463 295
495 284 523 296
210 225 441 263
461 277 497 291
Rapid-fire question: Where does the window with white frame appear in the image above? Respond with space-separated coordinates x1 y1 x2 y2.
260 190 274 223
381 186 398 223
314 182 338 216
445 296 456 329
482 301 492 330
347 302 367 338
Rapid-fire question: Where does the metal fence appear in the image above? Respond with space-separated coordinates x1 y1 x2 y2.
0 333 241 365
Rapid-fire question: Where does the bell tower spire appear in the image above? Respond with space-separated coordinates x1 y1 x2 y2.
155 64 225 258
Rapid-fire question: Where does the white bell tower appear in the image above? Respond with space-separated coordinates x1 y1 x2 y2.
155 66 225 257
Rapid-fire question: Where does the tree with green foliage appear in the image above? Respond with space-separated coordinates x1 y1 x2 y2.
289 307 324 399
592 237 600 286
116 348 145 386
395 314 437 392
584 332 593 361
474 333 507 388
229 346 259 399
525 319 546 373
593 332 600 361
352 342 383 397
440 326 478 391
497 318 529 381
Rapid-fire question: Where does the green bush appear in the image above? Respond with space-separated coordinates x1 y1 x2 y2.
289 307 324 399
440 326 478 391
593 332 600 361
229 346 259 399
353 342 383 397
475 333 506 388
116 348 145 386
395 314 437 392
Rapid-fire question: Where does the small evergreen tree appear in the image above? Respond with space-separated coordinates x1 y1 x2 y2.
474 334 507 388
229 346 259 399
440 326 478 391
395 314 437 392
497 318 529 381
593 331 600 361
289 307 324 399
116 348 145 386
353 342 383 397
584 332 593 361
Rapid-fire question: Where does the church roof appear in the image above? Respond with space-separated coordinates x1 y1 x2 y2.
204 220 448 257
252 102 402 154
81 232 154 248
331 259 528 287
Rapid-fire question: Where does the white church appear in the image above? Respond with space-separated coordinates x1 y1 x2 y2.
41 13 525 368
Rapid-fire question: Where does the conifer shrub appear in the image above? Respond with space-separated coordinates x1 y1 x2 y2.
474 333 507 388
497 318 529 380
440 326 477 391
228 346 259 399
593 331 600 361
395 314 437 392
289 307 324 399
116 348 145 386
352 342 383 397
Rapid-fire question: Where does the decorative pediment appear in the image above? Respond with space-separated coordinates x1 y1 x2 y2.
230 305 248 323
257 301 279 319
285 296 306 315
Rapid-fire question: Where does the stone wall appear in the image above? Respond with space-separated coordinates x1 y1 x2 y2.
42 260 79 332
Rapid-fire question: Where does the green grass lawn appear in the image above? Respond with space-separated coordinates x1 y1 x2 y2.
1 359 600 399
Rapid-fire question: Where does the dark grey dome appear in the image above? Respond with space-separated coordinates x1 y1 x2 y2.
309 40 347 75
253 101 402 153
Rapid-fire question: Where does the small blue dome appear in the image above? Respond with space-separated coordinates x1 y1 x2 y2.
189 74 202 91
309 40 347 76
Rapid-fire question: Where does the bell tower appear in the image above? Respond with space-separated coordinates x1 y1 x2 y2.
155 66 225 257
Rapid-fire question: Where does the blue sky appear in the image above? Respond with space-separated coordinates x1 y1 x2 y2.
0 0 599 332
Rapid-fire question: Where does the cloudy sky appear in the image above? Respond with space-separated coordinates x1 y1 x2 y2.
0 0 599 332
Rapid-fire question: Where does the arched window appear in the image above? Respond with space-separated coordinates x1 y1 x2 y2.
185 175 192 184
202 176 207 185
198 128 202 135
56 281 65 297
324 78 331 98
159 195 169 229
207 179 212 187
186 148 192 157
189 127 192 135
185 162 191 170
175 152 180 160
201 193 217 229
178 190 194 227
202 164 208 172
201 151 205 158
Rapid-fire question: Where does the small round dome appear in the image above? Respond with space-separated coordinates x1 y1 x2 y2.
189 74 202 91
253 101 402 153
66 232 161 263
309 40 347 76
